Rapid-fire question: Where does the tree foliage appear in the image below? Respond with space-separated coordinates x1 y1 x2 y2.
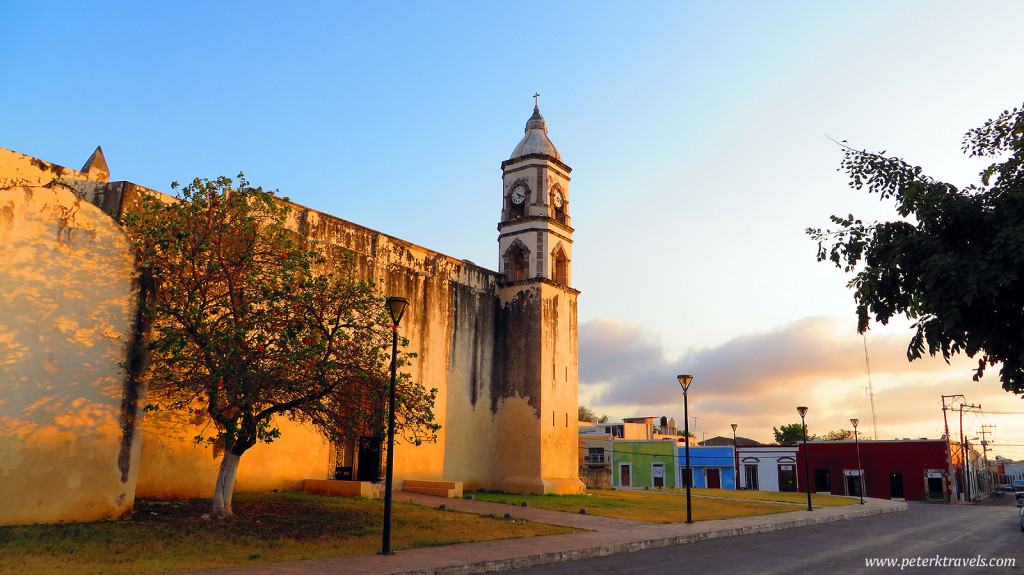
808 104 1024 393
820 428 857 441
578 405 596 422
773 422 811 445
122 175 439 517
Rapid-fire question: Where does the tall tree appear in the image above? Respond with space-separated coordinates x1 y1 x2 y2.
773 422 811 445
809 104 1024 392
123 175 439 518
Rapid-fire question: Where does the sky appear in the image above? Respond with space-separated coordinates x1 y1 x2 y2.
5 1 1024 456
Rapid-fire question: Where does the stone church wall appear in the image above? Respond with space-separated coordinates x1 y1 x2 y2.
0 141 582 524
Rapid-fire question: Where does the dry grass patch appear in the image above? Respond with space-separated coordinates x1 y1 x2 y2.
685 488 859 506
469 489 797 523
0 492 573 575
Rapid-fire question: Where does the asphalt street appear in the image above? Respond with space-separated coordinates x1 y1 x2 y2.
504 495 1024 575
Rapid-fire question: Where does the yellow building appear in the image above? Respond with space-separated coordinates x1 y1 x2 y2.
0 103 584 525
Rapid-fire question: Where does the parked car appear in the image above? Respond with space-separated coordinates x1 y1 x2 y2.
1018 502 1024 532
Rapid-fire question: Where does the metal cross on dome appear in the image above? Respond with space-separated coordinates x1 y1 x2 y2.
534 92 540 106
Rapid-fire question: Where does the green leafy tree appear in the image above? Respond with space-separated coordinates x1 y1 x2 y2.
809 103 1024 392
773 422 811 445
123 175 439 518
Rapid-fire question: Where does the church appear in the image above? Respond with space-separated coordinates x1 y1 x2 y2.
0 103 585 525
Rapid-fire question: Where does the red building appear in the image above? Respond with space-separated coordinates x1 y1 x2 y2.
796 439 952 502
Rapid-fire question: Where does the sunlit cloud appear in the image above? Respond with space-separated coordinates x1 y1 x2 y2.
579 315 1013 445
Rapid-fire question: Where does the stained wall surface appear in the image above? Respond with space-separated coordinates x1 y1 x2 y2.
0 184 143 525
1 142 584 520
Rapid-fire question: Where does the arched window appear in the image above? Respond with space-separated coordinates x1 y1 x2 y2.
504 240 530 282
552 244 569 285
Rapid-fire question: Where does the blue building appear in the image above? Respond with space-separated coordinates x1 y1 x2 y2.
677 445 737 489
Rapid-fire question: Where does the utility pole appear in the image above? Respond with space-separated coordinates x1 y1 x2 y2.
981 424 996 493
980 425 996 467
959 402 982 502
941 394 964 501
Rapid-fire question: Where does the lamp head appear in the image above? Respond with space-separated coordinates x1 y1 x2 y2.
797 406 808 418
386 297 409 326
850 418 859 429
731 423 738 432
677 374 693 391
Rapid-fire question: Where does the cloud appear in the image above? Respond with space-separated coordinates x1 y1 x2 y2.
578 315 1001 443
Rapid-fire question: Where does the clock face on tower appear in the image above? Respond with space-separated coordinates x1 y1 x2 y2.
511 185 526 205
552 190 563 208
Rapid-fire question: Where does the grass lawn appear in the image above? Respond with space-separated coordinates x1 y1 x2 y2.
469 488 809 523
683 488 859 507
0 492 573 575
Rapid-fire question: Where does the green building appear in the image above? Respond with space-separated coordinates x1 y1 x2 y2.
612 440 677 488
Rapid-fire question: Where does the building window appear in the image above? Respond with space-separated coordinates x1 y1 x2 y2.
504 240 530 282
744 464 759 490
585 448 606 464
552 244 568 285
652 463 666 488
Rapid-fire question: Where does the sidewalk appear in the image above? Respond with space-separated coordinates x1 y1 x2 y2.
187 492 907 575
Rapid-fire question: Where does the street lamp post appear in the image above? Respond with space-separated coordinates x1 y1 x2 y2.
851 418 864 504
380 296 409 556
797 406 812 511
731 423 738 490
678 374 694 524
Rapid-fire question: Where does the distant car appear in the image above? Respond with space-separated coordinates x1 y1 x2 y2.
1018 502 1024 532
1015 487 1024 501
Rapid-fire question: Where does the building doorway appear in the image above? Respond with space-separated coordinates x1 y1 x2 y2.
652 463 665 488
778 465 797 492
814 468 831 493
619 463 632 487
926 474 945 501
889 472 905 499
356 436 382 482
845 472 863 498
706 468 722 489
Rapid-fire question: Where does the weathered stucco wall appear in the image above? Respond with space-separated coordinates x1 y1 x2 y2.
1 143 583 515
0 184 143 525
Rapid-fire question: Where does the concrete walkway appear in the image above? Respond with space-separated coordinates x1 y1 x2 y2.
187 492 907 575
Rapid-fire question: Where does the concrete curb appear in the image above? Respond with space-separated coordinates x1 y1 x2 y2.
397 501 908 575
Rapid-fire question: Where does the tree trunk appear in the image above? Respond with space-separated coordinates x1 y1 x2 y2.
210 450 242 519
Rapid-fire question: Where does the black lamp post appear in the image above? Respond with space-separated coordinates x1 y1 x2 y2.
678 374 694 523
851 418 864 504
797 406 812 511
731 423 738 490
380 296 409 556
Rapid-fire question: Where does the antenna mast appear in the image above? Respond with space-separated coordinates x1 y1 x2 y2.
863 333 879 440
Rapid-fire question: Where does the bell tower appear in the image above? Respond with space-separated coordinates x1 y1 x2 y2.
492 97 584 494
498 95 573 286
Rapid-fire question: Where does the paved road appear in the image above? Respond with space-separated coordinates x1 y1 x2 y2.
505 495 1024 574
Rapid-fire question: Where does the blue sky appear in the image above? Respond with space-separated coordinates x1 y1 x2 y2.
6 1 1024 453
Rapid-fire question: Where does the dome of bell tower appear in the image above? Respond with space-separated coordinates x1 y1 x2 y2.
510 102 561 161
